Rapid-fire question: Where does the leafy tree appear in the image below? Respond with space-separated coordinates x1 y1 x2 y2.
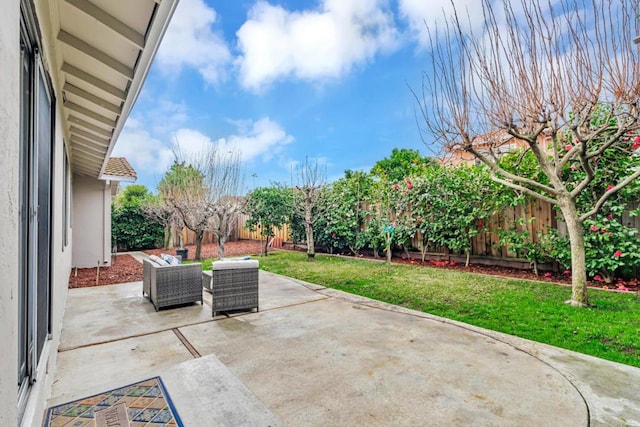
112 185 163 251
497 219 548 276
316 170 374 255
371 148 433 183
393 175 437 262
418 0 640 306
393 165 504 266
546 212 640 284
245 186 292 255
357 216 387 258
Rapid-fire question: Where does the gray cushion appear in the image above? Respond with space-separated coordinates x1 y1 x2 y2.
161 253 181 266
212 259 259 270
148 254 169 266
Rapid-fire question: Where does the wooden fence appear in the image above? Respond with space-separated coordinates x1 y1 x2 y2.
184 199 637 264
170 225 240 246
236 215 291 242
235 198 556 259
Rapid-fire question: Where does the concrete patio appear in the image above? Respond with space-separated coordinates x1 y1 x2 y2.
48 269 640 426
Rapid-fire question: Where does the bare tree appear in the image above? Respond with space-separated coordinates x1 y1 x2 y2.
417 0 640 307
201 150 245 259
158 161 209 260
141 195 179 250
159 146 244 260
292 157 328 260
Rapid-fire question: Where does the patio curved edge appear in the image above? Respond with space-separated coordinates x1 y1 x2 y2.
261 270 639 427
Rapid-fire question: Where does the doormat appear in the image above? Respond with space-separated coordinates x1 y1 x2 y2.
43 376 183 426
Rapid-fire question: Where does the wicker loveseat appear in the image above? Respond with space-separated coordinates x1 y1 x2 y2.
205 259 259 317
143 259 203 311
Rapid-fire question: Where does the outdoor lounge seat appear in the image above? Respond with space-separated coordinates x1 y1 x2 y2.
142 259 203 311
207 259 259 317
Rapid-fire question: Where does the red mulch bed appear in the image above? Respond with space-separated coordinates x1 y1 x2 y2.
344 255 640 292
144 240 262 260
69 254 143 288
68 241 262 288
288 245 639 293
388 256 639 293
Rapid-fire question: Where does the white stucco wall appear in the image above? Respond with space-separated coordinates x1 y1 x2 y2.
1 2 73 425
72 175 112 268
0 1 21 425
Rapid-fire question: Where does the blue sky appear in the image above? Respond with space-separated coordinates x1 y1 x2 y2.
113 0 485 192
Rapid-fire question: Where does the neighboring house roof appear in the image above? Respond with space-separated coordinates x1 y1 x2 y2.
44 0 178 178
102 157 137 182
471 129 516 147
442 129 552 166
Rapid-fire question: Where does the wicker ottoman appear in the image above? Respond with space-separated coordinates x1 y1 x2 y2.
210 260 259 317
202 270 213 293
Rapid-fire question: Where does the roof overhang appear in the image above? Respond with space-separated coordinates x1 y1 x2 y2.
103 157 137 182
44 0 178 179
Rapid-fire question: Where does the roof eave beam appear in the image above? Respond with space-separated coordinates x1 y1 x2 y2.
70 136 108 155
68 115 114 138
61 63 126 101
64 101 117 128
57 30 134 80
64 0 145 50
63 82 122 115
69 126 111 145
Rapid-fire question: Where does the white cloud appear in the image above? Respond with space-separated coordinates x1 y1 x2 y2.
113 119 175 175
147 100 189 135
215 117 295 162
115 117 294 181
156 0 231 85
236 0 399 91
397 0 486 47
170 118 296 167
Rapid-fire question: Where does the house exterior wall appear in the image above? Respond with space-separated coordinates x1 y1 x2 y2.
0 1 21 425
72 175 112 268
1 1 73 425
2 0 175 423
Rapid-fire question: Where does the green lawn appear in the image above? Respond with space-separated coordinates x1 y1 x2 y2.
257 251 640 368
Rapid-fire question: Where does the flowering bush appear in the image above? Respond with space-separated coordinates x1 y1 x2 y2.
546 213 640 283
498 219 548 275
315 171 375 254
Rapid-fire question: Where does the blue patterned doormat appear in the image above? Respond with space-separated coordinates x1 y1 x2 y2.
43 376 183 426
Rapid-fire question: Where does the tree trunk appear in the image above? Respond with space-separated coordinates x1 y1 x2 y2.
306 222 315 260
218 234 226 259
304 201 315 260
195 231 204 261
465 250 470 267
264 236 269 256
559 201 589 307
164 225 172 250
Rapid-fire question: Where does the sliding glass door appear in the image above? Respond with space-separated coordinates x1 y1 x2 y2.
18 4 54 417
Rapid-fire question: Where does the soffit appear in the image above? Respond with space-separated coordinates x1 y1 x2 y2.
47 0 177 179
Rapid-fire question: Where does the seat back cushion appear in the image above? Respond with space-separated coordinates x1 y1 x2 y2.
161 253 182 266
148 254 168 266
